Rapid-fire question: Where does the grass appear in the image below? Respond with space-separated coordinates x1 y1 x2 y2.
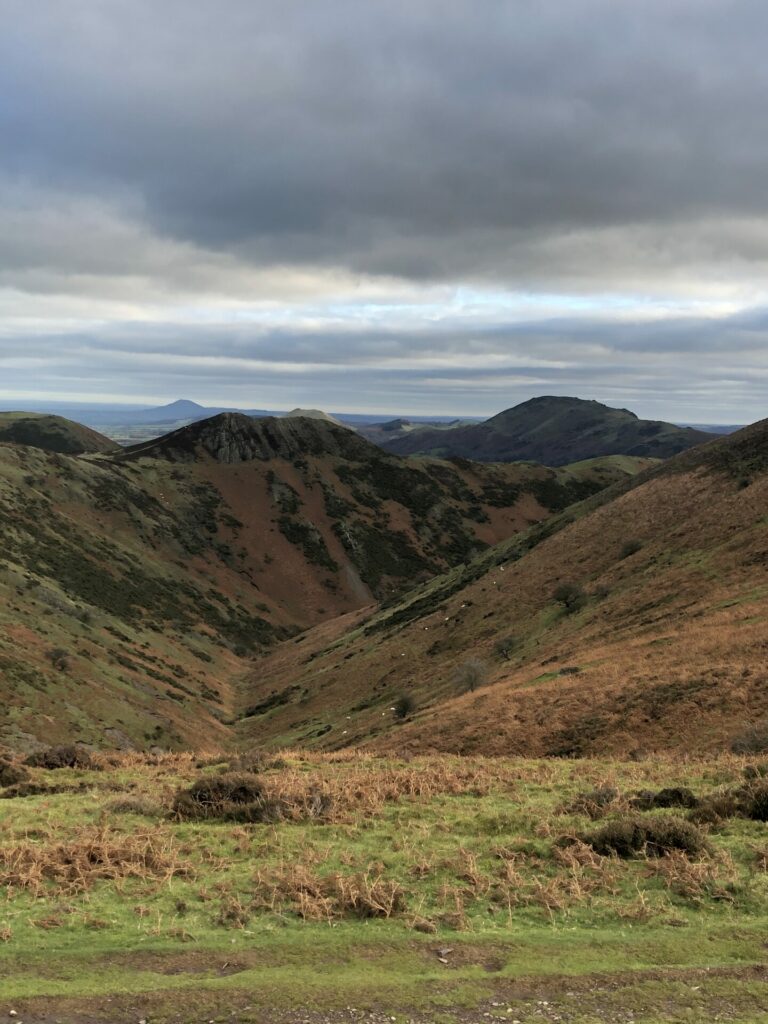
1 751 768 1021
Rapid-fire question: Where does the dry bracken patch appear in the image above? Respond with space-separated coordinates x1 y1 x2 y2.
0 825 192 896
250 862 406 922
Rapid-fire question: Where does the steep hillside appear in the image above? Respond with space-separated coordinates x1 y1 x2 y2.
0 445 243 752
382 396 712 464
0 412 119 455
119 414 651 610
0 414 647 751
239 416 768 756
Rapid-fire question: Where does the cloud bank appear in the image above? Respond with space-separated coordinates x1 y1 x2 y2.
1 1 768 419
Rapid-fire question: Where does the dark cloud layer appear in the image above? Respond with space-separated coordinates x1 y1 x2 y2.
3 1 768 282
1 2 768 418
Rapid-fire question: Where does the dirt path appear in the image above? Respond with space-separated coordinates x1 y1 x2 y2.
8 963 768 1024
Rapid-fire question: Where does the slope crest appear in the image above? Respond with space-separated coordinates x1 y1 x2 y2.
121 413 373 463
0 412 118 455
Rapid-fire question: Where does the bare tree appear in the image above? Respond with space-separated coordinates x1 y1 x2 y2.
452 657 487 693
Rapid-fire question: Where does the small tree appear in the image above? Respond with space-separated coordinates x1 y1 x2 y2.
552 583 587 615
452 657 487 693
393 694 416 720
494 635 518 661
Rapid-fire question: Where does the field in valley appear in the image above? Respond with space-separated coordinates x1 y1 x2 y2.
1 751 767 1023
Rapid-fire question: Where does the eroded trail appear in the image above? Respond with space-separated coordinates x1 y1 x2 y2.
8 962 768 1024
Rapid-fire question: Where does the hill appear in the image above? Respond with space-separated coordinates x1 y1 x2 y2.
357 417 472 446
0 413 647 751
0 412 118 455
135 398 210 422
238 415 768 756
283 407 348 427
381 396 713 464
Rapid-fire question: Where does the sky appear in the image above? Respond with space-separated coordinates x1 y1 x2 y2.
2 1 768 421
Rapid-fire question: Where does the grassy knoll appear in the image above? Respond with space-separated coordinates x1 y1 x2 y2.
0 752 767 1022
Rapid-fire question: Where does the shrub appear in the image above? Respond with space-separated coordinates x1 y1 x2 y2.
566 785 621 818
585 815 708 858
225 750 267 773
631 786 699 811
739 781 768 822
24 745 93 770
688 780 768 825
0 759 30 788
174 772 263 808
0 781 83 799
552 583 587 614
689 792 742 826
494 636 518 661
172 772 274 822
619 539 643 559
45 647 70 672
452 658 487 694
634 818 709 858
394 694 416 720
731 721 768 754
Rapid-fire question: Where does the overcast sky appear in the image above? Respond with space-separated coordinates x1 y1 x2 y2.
2 1 768 420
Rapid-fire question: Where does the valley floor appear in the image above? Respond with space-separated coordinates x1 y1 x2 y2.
1 753 767 1024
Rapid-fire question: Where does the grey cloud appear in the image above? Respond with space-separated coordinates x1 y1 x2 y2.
1 305 767 421
3 1 768 287
2 2 768 422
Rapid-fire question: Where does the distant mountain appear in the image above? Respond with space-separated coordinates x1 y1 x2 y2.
330 412 474 425
110 399 254 425
0 412 118 455
51 399 273 429
283 408 349 428
0 400 484 441
680 423 744 435
136 399 209 421
382 396 714 465
357 417 471 446
0 411 649 750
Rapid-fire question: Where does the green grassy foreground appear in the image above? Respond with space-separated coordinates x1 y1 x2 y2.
0 751 767 1023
